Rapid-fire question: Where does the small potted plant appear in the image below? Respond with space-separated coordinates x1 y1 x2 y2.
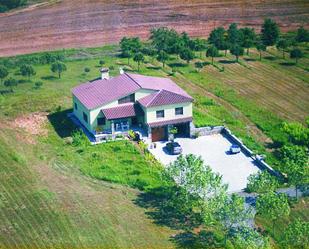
169 126 178 142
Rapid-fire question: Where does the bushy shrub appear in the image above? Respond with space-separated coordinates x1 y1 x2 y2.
71 130 90 147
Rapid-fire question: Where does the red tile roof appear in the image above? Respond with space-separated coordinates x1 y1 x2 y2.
138 89 193 107
101 103 144 120
72 73 193 109
148 117 192 128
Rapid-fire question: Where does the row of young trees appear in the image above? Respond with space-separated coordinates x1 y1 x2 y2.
0 0 27 12
119 19 307 70
0 61 67 92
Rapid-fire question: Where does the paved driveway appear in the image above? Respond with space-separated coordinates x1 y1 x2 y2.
148 134 260 192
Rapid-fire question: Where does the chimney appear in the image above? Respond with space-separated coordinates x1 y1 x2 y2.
100 68 109 80
119 67 124 75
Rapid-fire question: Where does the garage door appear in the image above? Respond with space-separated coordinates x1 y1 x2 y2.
151 127 166 142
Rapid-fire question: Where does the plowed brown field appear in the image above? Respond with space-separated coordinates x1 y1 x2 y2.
0 0 308 57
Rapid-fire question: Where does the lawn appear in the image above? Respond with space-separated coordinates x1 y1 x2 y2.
0 43 308 248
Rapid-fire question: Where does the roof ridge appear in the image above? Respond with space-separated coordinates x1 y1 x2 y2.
146 90 162 107
124 73 142 88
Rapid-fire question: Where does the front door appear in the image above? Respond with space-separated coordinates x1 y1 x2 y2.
151 127 166 142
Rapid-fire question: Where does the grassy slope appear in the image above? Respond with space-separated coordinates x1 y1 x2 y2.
0 44 308 248
0 121 175 248
256 197 309 245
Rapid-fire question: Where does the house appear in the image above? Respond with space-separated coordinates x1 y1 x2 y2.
71 68 194 142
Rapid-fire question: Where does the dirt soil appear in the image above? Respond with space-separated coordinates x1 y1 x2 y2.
12 112 48 144
0 0 308 57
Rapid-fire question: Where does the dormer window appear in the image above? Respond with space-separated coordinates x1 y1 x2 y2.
118 93 135 104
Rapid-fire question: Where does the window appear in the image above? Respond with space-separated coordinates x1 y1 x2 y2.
83 112 88 123
118 93 135 104
156 110 165 118
175 107 183 115
97 117 106 126
74 103 78 110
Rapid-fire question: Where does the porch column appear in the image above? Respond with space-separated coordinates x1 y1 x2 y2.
147 125 152 140
111 121 115 135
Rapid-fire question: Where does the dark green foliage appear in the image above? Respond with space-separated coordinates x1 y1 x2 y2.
34 81 43 89
120 37 142 65
51 61 67 78
255 40 267 60
261 18 280 47
150 27 179 53
190 38 207 57
133 52 144 71
206 45 219 64
4 77 17 92
276 39 290 59
290 48 303 64
227 23 243 46
20 64 36 79
240 27 256 55
230 45 244 62
99 60 105 66
84 67 90 73
295 26 309 43
281 219 309 248
179 48 194 63
208 27 229 55
0 65 9 83
157 50 169 68
0 0 27 12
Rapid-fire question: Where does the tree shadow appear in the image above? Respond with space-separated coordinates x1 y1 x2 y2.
218 60 235 64
41 75 58 81
279 62 296 66
18 79 29 84
0 89 12 95
168 62 187 68
171 230 224 249
244 58 256 62
47 109 77 138
134 185 202 230
264 56 277 61
146 66 161 70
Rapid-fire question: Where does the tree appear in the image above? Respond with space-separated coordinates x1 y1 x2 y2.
255 40 267 60
20 64 36 80
276 39 290 59
227 23 242 46
206 45 219 65
280 145 309 198
247 171 279 194
290 48 303 64
281 219 309 248
0 65 9 84
133 52 144 71
261 18 280 48
51 61 67 78
281 121 309 146
208 27 229 55
240 27 256 55
4 77 17 92
150 27 179 53
295 26 309 43
232 226 270 249
230 45 244 62
120 37 142 54
157 50 169 68
122 50 133 65
179 48 194 64
99 60 105 66
190 38 207 58
167 154 228 223
34 81 43 89
256 192 290 237
216 194 254 245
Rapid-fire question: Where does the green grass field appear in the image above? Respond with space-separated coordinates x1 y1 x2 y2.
0 42 308 248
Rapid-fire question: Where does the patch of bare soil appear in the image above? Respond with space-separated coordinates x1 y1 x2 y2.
0 0 308 56
12 112 48 144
